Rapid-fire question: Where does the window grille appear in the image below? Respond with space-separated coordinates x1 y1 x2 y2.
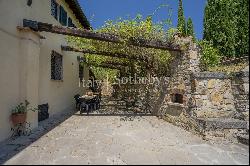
51 51 63 80
51 0 58 20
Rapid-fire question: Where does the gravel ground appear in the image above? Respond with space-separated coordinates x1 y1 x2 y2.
0 112 249 165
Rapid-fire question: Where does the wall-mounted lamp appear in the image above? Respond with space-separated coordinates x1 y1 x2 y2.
27 0 32 7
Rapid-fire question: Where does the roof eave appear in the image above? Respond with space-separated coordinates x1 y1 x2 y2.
65 0 91 29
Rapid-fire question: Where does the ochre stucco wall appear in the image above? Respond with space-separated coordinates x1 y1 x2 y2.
0 0 89 142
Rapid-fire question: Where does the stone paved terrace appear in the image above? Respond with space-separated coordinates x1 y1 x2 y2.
0 112 249 165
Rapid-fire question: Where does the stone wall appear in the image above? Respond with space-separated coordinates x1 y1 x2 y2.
111 36 249 142
232 71 249 121
156 36 203 132
112 81 168 115
190 72 238 119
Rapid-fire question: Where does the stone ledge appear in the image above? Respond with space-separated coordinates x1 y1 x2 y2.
167 102 187 108
192 72 231 79
233 71 249 78
197 118 249 131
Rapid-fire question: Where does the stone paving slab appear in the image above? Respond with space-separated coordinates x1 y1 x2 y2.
0 113 249 165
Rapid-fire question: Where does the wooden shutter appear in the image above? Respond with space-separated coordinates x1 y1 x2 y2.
59 6 67 26
68 17 76 28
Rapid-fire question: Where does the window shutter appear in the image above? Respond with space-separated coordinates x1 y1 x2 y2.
68 18 76 28
59 6 67 26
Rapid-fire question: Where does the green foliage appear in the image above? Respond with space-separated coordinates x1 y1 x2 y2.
203 0 249 57
90 67 119 82
235 0 249 56
199 40 221 69
167 28 178 40
186 17 195 40
177 0 186 35
68 12 174 79
208 62 249 74
11 100 38 115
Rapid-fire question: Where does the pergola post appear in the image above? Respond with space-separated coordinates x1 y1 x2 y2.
18 28 41 130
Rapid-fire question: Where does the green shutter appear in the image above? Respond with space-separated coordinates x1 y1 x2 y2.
68 18 76 28
59 6 67 26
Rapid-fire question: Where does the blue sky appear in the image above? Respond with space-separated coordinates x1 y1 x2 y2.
79 0 207 39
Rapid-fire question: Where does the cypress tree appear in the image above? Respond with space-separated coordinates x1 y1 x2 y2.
177 0 186 35
203 4 209 41
186 17 195 40
203 0 248 57
235 0 249 56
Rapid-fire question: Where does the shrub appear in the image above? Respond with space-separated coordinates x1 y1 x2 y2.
199 40 221 69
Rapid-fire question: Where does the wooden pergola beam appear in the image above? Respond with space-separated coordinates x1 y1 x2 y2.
23 19 181 51
61 45 149 62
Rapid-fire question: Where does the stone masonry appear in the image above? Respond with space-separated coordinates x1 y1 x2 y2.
111 35 249 143
191 72 237 119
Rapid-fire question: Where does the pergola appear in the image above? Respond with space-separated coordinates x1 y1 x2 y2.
23 19 182 70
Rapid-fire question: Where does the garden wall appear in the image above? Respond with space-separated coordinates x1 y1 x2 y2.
191 72 237 119
112 36 249 142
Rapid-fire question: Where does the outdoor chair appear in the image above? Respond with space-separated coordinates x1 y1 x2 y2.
95 95 101 109
80 101 90 115
74 94 81 110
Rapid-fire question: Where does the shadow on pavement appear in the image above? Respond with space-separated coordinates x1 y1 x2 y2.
0 110 76 164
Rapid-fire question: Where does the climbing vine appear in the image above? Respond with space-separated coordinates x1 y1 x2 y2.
68 9 176 80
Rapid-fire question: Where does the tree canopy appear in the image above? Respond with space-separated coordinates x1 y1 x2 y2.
186 17 195 40
203 0 249 57
177 0 186 35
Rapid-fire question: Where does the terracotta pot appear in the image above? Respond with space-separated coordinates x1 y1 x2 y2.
11 113 27 126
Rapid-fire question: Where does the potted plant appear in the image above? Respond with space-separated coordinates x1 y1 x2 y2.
10 100 37 126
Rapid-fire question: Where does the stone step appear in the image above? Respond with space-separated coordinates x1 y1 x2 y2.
197 118 249 131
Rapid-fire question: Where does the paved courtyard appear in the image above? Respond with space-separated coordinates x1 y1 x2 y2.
0 112 249 165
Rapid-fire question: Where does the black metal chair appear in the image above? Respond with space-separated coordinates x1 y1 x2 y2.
95 95 101 109
80 101 90 115
74 94 81 110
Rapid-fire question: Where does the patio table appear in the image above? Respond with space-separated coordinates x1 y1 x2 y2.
79 95 99 115
80 95 97 101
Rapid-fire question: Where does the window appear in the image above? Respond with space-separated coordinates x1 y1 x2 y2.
59 6 67 26
68 17 76 28
51 51 63 80
51 0 58 20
